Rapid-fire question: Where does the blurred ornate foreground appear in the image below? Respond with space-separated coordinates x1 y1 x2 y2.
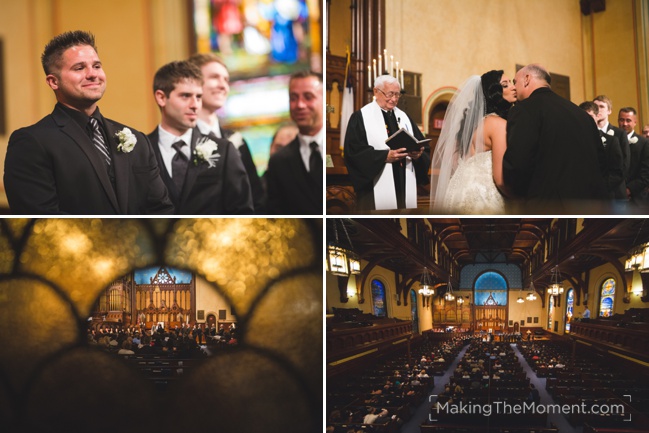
0 219 322 433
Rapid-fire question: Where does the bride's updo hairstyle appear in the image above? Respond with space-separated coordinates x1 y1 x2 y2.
480 69 512 119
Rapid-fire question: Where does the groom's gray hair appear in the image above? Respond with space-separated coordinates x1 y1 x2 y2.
374 74 400 89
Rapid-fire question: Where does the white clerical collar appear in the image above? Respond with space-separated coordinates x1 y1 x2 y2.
197 117 222 138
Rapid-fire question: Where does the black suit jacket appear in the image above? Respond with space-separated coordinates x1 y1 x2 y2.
266 136 322 215
625 132 649 202
148 127 253 215
604 123 630 176
598 131 625 200
503 87 607 212
4 105 174 215
220 127 266 213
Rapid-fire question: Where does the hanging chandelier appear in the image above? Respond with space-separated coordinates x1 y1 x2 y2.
548 266 564 296
418 267 435 297
326 219 361 277
457 296 464 305
526 280 537 301
444 277 455 301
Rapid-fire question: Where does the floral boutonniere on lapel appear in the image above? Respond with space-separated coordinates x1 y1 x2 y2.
115 127 137 153
227 131 244 149
629 136 639 144
193 136 220 167
607 129 615 136
601 136 607 146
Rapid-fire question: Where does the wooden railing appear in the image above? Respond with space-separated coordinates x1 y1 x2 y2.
569 320 649 361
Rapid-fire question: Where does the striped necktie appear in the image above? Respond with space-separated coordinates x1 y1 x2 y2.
89 117 111 166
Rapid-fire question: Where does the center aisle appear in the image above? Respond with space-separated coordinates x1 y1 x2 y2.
400 342 471 433
509 343 577 433
400 340 581 433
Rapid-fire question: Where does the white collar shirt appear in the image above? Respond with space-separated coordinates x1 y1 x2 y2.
157 126 193 177
297 129 323 172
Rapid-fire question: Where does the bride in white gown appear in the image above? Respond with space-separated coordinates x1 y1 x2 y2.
430 70 517 214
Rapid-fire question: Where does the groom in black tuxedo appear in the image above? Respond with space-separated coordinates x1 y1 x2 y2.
503 64 607 213
4 31 173 215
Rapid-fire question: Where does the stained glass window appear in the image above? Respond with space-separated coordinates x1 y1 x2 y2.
599 278 615 318
548 294 555 331
410 289 419 334
565 288 574 333
474 271 508 306
371 279 387 317
0 219 321 433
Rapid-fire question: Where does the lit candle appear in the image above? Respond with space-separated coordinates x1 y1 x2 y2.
395 61 399 79
378 55 382 75
383 49 387 73
390 55 394 76
401 68 404 88
373 58 377 81
368 65 372 88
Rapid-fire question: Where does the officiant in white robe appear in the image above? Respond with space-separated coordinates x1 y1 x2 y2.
344 75 430 211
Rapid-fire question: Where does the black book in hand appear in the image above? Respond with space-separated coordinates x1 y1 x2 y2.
385 127 431 152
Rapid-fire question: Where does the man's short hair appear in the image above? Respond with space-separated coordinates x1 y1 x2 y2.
526 64 552 86
187 52 227 71
289 70 323 86
579 101 599 114
374 74 399 89
153 61 203 97
594 95 613 112
619 106 637 116
41 30 97 75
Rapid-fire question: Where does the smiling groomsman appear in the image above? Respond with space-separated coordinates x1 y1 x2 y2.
618 107 649 208
4 30 174 214
148 61 253 215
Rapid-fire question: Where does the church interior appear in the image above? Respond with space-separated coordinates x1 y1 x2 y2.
0 218 322 433
325 0 649 213
326 218 649 433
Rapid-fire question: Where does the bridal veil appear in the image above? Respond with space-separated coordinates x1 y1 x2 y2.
429 75 486 212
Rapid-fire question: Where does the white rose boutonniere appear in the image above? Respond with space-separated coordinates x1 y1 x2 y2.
601 136 607 144
227 131 244 149
194 136 220 167
115 127 137 153
607 129 614 136
629 136 639 144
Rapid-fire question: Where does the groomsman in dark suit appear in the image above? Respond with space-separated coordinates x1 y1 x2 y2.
4 31 174 215
578 101 625 202
594 95 630 176
265 71 323 214
618 107 649 208
148 61 253 214
503 64 606 213
188 53 265 213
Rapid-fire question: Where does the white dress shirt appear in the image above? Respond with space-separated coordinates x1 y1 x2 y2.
157 126 193 177
297 129 323 172
197 118 222 138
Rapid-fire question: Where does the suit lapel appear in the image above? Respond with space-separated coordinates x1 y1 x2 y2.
52 108 120 213
104 119 128 213
149 129 180 206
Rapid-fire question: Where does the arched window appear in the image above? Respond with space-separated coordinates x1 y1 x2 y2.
599 278 615 317
371 279 387 317
548 294 555 331
474 271 508 305
410 290 419 334
565 289 574 333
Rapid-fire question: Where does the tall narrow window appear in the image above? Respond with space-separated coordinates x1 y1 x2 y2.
548 294 555 331
599 278 615 317
371 279 387 317
565 289 574 333
410 289 419 334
